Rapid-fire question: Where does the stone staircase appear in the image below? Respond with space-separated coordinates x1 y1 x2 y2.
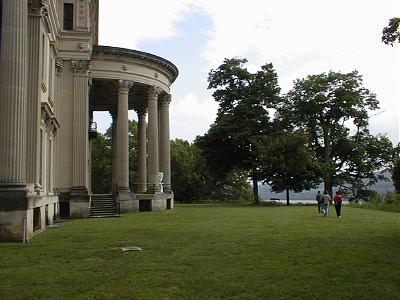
90 194 118 217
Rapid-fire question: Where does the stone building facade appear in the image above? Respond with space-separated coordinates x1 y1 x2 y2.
0 0 178 241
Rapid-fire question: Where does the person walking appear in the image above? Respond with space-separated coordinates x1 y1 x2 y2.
316 191 322 213
321 190 331 217
334 191 343 218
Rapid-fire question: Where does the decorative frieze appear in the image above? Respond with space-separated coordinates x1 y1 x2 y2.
91 46 179 83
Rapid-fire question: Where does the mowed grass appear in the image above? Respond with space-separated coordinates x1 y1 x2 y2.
0 205 399 300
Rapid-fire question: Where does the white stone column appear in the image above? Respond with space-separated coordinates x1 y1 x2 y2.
110 110 118 192
0 0 28 187
26 9 42 192
116 80 133 192
136 108 147 193
147 86 160 192
159 94 172 192
71 60 91 195
54 59 63 193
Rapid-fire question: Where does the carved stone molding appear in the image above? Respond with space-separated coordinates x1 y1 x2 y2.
40 0 49 16
55 58 63 75
92 46 179 83
71 60 91 74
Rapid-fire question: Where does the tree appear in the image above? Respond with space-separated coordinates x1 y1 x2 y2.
91 119 139 193
210 169 252 203
281 70 396 196
336 131 398 198
257 131 321 205
197 58 281 204
392 157 400 193
91 133 112 194
171 139 211 202
382 17 400 46
128 120 138 187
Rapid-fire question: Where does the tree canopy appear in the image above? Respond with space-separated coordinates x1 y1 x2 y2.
197 58 281 203
382 17 400 46
392 157 400 193
257 131 321 205
281 70 397 197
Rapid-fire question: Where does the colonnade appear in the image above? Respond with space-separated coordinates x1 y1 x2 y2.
109 80 172 195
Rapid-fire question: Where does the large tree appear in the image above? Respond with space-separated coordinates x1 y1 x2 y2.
197 58 281 204
281 70 396 196
257 131 321 205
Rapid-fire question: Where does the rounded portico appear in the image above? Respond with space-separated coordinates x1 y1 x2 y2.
89 45 178 213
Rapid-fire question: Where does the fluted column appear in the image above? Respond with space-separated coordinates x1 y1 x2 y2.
54 59 63 191
159 94 172 192
0 0 28 187
71 60 91 195
137 108 147 193
116 80 133 192
147 86 160 192
25 9 41 191
110 110 118 192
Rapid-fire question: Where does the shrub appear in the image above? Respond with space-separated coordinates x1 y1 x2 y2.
384 191 400 204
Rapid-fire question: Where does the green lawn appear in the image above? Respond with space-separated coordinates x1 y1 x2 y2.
0 205 399 299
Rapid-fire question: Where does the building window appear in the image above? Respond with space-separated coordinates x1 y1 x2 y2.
63 3 74 30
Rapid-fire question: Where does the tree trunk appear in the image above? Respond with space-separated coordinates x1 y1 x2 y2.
324 180 333 198
322 126 333 197
252 177 259 205
286 189 290 206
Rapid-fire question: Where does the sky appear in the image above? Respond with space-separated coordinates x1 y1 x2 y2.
96 0 400 145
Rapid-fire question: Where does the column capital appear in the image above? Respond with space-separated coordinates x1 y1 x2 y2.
117 79 134 93
148 86 162 99
159 94 172 106
28 0 48 16
71 60 91 75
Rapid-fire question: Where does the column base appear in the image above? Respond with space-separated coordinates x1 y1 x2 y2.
0 185 29 210
135 183 147 194
147 184 160 193
69 186 90 218
117 186 131 194
117 191 136 213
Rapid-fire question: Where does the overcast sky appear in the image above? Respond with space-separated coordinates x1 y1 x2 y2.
95 0 400 145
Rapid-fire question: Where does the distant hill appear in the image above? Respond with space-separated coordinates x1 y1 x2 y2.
259 175 394 201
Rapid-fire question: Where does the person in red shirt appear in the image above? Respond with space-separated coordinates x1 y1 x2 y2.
334 191 343 218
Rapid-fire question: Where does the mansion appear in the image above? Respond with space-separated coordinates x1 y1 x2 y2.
0 0 178 241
